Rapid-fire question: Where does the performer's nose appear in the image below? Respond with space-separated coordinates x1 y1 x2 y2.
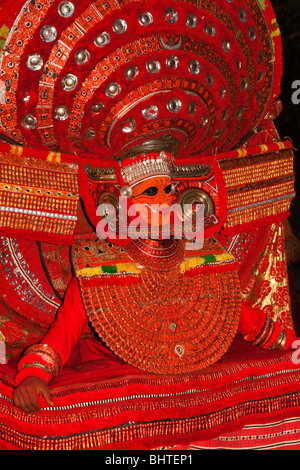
158 190 171 206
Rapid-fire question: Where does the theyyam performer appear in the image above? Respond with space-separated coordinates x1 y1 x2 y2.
0 0 299 450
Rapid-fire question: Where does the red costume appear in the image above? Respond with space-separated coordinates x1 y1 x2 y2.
15 253 296 385
0 0 299 452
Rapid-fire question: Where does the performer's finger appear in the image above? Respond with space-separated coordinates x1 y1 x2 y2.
41 386 55 407
27 387 41 413
13 389 20 408
23 389 40 413
15 389 36 414
14 390 30 413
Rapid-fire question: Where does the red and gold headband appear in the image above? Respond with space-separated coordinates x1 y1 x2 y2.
120 151 173 187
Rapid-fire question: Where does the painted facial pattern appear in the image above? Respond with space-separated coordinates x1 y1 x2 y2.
130 176 174 231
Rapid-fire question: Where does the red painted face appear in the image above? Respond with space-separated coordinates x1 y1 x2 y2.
130 176 174 231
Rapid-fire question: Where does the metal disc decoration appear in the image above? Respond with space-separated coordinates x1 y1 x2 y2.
0 0 282 160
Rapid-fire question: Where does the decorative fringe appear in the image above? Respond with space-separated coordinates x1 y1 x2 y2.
0 227 75 246
221 211 290 237
80 274 141 287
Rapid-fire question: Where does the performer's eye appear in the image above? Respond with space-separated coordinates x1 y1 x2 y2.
141 186 158 196
164 184 172 194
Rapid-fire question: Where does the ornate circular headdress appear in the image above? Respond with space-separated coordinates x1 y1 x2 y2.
0 0 282 161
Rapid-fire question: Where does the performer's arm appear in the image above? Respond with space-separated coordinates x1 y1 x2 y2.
14 276 87 386
239 301 296 350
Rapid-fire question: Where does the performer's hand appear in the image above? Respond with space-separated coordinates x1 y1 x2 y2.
13 376 54 413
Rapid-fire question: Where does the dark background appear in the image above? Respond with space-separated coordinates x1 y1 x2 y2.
271 0 300 328
272 0 300 235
